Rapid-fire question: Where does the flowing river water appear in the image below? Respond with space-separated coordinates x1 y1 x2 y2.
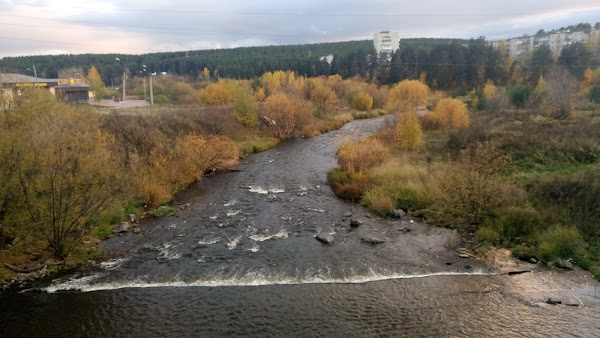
2 116 600 337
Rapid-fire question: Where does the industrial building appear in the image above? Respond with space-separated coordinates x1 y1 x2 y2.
0 73 90 103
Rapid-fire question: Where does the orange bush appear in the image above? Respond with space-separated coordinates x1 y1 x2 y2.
394 112 423 150
434 98 470 130
263 92 315 139
199 80 236 105
350 92 373 111
386 80 429 113
337 137 390 173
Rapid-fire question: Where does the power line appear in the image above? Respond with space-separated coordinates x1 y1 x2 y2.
0 2 557 17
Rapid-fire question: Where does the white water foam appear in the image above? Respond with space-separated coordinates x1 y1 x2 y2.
198 238 220 245
42 270 497 293
246 243 260 252
248 186 269 194
226 210 241 217
226 236 242 250
269 188 285 194
100 258 129 270
157 242 181 261
249 230 289 242
224 200 238 207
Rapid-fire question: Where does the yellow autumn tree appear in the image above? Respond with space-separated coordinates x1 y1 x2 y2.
386 80 429 113
394 112 423 150
86 65 106 101
350 92 373 111
434 98 470 130
483 81 497 102
263 92 314 139
198 79 236 105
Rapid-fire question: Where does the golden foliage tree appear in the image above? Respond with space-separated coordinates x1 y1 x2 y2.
434 98 470 130
199 80 236 105
86 65 106 101
3 89 123 258
394 112 423 150
233 89 259 128
263 92 315 139
386 80 429 113
308 81 337 114
350 92 373 111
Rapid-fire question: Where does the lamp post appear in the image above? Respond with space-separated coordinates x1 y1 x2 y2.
115 57 126 102
140 65 148 103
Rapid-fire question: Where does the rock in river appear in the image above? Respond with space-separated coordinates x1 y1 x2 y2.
315 234 335 245
361 236 385 245
556 258 574 270
391 209 406 219
350 219 362 228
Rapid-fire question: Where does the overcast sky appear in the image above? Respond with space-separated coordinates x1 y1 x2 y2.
1 0 599 57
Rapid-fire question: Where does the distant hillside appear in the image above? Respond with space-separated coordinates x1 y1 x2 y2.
0 40 375 82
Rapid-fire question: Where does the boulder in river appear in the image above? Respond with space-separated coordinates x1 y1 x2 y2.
350 219 362 228
555 258 574 270
315 234 335 245
112 222 130 233
361 236 385 245
398 226 411 234
391 209 406 219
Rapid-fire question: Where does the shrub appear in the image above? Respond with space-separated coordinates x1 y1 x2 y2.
327 168 371 200
309 82 337 114
475 225 501 243
350 92 373 111
386 80 429 113
439 143 513 227
394 112 423 150
199 81 236 105
538 225 585 262
337 137 390 173
433 98 470 130
153 94 170 104
233 92 259 128
589 84 600 103
263 92 315 139
508 85 533 108
362 188 395 215
511 244 538 261
497 206 543 240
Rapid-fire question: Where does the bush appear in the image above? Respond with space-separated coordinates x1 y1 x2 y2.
439 143 513 227
497 206 543 240
508 85 533 108
511 244 538 261
589 84 600 104
362 188 395 215
538 225 585 262
433 98 470 130
263 92 315 139
199 81 235 105
327 168 371 200
350 92 373 111
394 112 423 150
233 92 259 128
337 137 390 173
475 225 501 243
386 80 429 113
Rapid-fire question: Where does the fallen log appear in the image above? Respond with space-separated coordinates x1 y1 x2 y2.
2 262 47 273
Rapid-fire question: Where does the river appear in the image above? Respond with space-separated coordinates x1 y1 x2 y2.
1 116 599 337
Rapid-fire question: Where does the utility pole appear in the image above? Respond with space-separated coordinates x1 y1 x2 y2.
122 70 126 102
149 73 154 105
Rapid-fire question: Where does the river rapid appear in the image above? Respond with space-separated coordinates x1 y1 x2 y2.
1 116 599 337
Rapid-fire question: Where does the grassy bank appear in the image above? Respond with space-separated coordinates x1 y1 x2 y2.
329 85 600 279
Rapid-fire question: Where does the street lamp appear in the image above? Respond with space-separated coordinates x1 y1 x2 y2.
115 57 126 102
140 65 148 103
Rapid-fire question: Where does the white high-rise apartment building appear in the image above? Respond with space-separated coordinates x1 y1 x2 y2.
374 31 400 54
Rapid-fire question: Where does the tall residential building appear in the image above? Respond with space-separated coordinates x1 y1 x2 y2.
374 31 400 54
